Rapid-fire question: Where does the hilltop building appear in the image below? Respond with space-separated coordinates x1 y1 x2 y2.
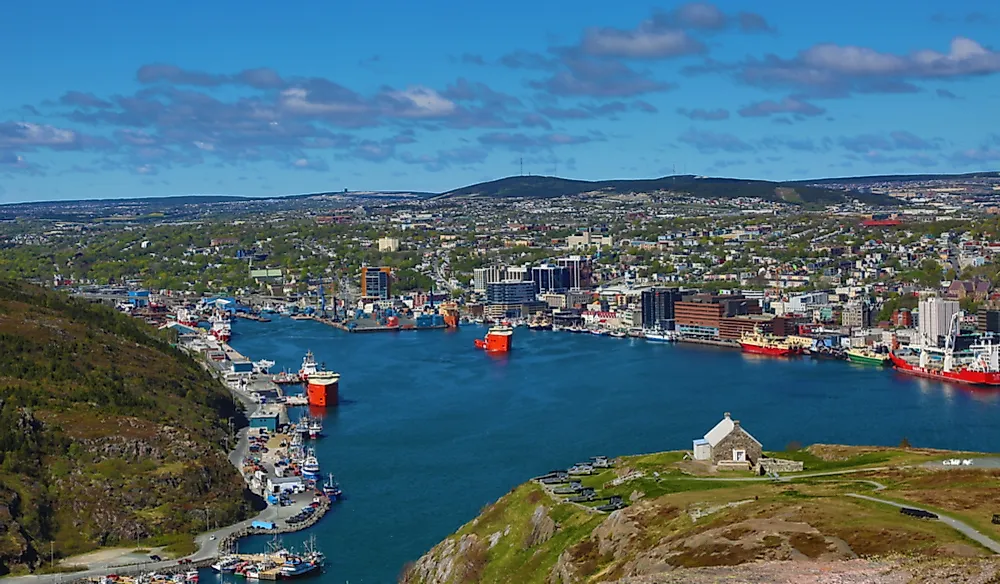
567 228 613 250
692 412 762 468
378 237 401 252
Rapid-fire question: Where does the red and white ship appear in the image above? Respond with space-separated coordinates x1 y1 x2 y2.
890 311 1000 386
306 371 340 407
739 331 800 357
299 350 319 380
176 307 200 327
474 325 513 353
209 314 231 342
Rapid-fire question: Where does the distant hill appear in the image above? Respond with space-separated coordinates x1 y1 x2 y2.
0 282 255 574
435 175 896 206
801 171 1000 185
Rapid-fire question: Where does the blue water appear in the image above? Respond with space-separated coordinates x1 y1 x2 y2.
223 318 1000 583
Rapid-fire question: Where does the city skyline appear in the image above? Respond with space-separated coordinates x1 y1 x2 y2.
3 0 1000 203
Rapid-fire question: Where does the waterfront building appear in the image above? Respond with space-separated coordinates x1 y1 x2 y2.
486 281 537 305
640 287 682 330
918 297 960 347
473 266 504 293
556 255 593 289
675 294 760 340
565 289 593 310
378 237 401 252
361 266 392 299
718 314 774 341
531 264 570 293
842 300 875 329
692 412 762 467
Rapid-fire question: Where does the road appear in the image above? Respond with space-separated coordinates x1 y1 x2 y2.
846 493 1000 554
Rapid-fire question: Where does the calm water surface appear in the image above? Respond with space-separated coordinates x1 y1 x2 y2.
223 318 1000 583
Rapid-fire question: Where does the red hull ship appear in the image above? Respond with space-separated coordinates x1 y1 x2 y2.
889 309 1000 386
889 352 1000 386
475 325 513 353
738 331 800 357
306 371 340 407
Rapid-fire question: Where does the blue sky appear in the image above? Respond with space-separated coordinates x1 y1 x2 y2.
2 0 1000 202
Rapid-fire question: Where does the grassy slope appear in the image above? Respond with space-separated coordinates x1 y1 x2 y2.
0 282 254 575
402 445 1000 583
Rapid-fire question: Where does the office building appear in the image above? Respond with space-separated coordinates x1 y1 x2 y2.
918 297 960 347
504 264 532 282
361 266 392 299
531 264 570 293
567 228 613 249
473 266 504 293
977 307 1000 334
486 281 537 305
640 287 682 330
841 300 875 329
556 255 593 289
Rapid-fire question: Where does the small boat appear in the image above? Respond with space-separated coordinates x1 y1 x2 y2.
609 330 627 338
308 419 323 439
184 570 199 583
302 451 321 479
643 329 673 342
323 473 342 499
291 313 312 321
211 556 241 573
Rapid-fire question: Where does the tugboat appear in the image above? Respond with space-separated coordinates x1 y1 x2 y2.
322 473 342 500
739 330 800 357
474 325 513 353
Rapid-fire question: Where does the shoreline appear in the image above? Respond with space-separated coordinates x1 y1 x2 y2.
2 341 329 584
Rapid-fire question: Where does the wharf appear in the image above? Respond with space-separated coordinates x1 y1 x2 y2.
219 496 332 555
677 337 740 349
236 312 271 322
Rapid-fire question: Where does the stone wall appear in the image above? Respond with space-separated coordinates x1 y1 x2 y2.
755 458 804 474
712 424 762 464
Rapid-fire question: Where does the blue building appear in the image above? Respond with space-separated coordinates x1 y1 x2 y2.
249 411 279 431
128 290 150 307
486 281 537 304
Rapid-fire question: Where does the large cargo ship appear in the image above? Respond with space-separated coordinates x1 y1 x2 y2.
890 311 1000 386
474 325 513 352
739 331 800 357
306 371 340 407
209 314 231 342
439 301 460 328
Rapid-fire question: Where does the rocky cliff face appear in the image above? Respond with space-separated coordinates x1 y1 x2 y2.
401 447 1000 584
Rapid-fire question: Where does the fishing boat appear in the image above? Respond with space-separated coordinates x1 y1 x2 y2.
474 325 513 353
643 329 673 342
610 330 627 338
211 556 241 573
184 570 199 583
846 347 890 366
739 330 800 357
302 450 321 479
308 418 323 439
322 473 342 499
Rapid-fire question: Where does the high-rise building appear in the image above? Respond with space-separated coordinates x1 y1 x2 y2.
531 264 570 293
556 255 593 289
473 266 504 293
485 281 537 305
361 266 392 299
504 264 532 282
977 306 1000 334
640 287 683 330
918 297 960 347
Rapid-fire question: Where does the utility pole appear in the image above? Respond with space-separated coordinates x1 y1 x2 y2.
50 541 54 569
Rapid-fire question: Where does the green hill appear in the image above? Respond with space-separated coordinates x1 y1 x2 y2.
0 282 254 576
401 445 1000 583
435 175 897 206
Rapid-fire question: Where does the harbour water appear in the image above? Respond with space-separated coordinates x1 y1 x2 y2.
227 318 1000 582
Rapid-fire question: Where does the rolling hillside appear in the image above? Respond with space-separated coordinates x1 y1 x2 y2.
435 175 897 206
0 282 255 575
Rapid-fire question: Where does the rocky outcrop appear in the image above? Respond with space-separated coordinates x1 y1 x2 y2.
402 534 487 584
524 505 557 549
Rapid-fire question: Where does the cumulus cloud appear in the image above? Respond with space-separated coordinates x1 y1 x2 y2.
676 107 729 121
290 158 329 171
538 100 654 120
737 97 825 117
678 128 753 153
528 55 673 97
581 26 705 59
137 64 287 89
694 36 1000 97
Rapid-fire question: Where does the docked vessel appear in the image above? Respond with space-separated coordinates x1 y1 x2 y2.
474 325 513 352
209 314 231 342
308 418 323 439
527 314 553 330
847 347 890 366
306 371 340 407
322 472 342 500
890 312 1000 385
643 329 674 342
176 307 200 327
439 301 461 328
212 556 241 573
299 350 319 380
302 450 321 479
739 331 800 357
